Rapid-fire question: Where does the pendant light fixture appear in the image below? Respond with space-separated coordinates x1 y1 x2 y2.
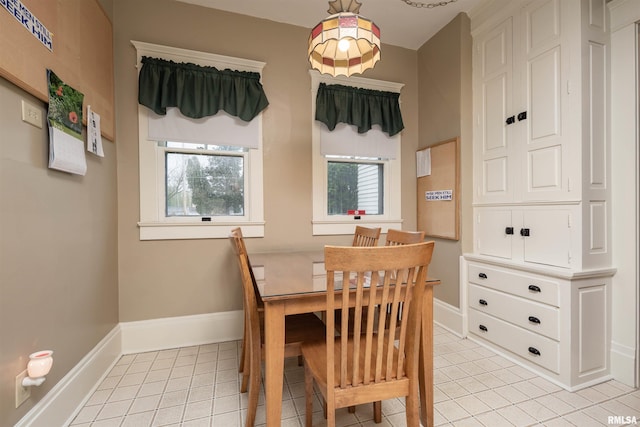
308 0 381 77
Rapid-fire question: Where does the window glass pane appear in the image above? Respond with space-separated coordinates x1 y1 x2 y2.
327 161 383 215
165 152 244 217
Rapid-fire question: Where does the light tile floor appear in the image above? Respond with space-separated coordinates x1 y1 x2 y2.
69 325 640 426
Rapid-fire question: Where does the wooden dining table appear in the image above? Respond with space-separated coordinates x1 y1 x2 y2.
250 250 440 427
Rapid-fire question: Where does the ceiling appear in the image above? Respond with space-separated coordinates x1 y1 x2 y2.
175 0 482 50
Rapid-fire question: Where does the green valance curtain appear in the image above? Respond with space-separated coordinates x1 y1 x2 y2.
138 56 269 122
315 83 404 137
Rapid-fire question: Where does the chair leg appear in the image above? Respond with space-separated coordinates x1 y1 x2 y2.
240 336 251 393
373 401 382 423
245 345 261 427
239 326 246 373
298 355 304 366
304 362 314 427
326 400 336 427
405 392 420 427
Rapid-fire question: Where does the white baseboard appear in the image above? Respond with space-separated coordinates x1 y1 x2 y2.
16 310 244 426
610 340 638 388
433 298 465 337
15 326 122 427
120 310 244 354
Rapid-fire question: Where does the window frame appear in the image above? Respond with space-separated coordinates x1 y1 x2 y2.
133 40 265 240
310 70 404 235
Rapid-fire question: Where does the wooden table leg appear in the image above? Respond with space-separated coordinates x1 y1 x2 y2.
419 286 434 427
264 301 286 426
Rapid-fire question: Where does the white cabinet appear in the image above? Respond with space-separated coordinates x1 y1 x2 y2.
467 0 613 391
465 260 611 390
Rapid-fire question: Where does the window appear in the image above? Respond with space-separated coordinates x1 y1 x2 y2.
163 142 245 218
133 41 265 240
310 71 404 235
327 158 383 215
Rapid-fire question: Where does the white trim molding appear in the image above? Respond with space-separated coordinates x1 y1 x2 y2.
609 0 640 388
15 311 244 426
15 327 122 427
120 310 243 354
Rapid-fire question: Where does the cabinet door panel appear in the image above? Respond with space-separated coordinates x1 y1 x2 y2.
474 17 514 203
528 144 562 192
529 47 561 141
522 209 571 267
525 0 560 54
521 0 570 201
475 209 513 259
484 156 508 194
484 76 508 152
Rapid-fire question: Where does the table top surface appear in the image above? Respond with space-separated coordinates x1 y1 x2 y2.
250 249 439 301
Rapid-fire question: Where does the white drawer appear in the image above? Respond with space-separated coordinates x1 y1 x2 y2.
469 309 560 374
469 284 559 340
468 263 559 306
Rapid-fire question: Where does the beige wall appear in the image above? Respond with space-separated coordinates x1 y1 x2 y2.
1 1 472 423
417 13 473 308
0 79 119 425
113 0 420 321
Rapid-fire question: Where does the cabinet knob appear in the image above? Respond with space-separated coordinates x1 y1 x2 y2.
505 227 514 235
528 347 541 356
528 316 541 324
520 228 530 237
479 325 488 332
505 116 515 125
517 111 527 121
478 273 488 279
528 284 541 293
479 299 488 306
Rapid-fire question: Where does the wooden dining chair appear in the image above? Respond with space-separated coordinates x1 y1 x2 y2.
302 242 435 427
229 227 261 377
229 230 326 427
352 225 381 247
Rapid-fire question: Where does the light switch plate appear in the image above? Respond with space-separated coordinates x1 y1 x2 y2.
21 99 43 129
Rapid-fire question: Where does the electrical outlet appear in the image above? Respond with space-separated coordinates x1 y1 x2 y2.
15 370 31 408
21 99 43 129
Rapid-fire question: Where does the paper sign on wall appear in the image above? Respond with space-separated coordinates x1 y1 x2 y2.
425 190 453 201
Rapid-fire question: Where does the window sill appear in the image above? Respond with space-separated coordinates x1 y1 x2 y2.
312 219 403 236
138 221 265 240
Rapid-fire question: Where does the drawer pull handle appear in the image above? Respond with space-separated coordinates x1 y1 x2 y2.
528 285 541 293
479 325 488 332
478 273 488 279
528 316 541 324
528 347 541 356
479 299 488 306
